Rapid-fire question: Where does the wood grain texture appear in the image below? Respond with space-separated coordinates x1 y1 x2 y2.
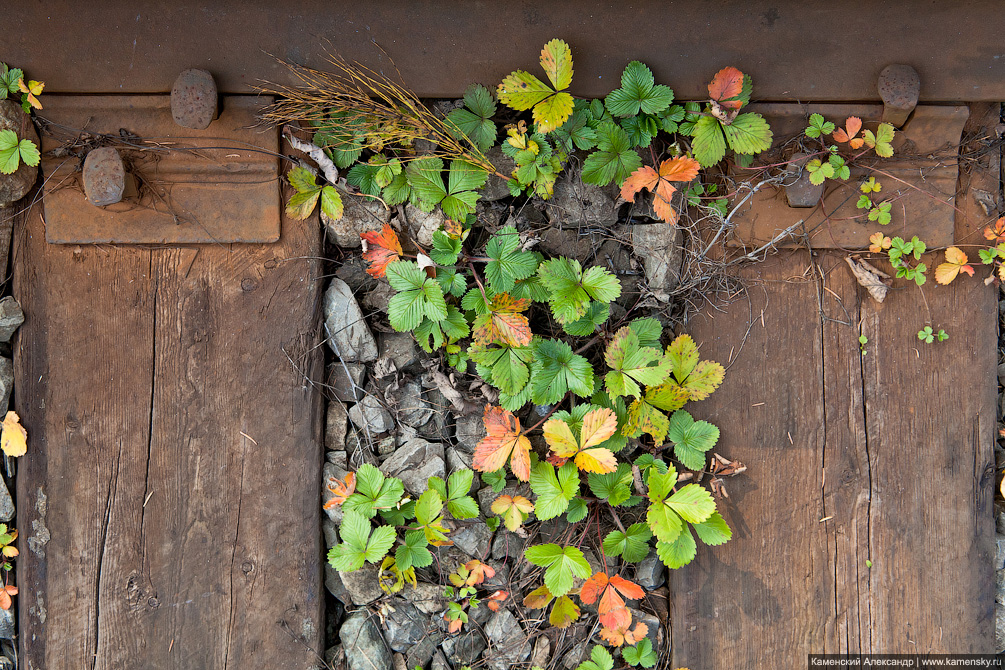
671 254 831 668
670 104 997 667
13 205 324 668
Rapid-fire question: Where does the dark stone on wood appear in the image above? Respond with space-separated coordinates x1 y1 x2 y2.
82 148 125 206
878 64 920 128
0 100 37 207
784 152 823 207
171 68 218 129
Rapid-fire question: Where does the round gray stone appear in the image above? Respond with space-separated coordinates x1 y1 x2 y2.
171 69 218 130
83 148 125 207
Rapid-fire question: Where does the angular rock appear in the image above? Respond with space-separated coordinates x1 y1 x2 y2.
417 388 452 442
538 226 602 262
491 530 529 561
392 381 433 428
380 437 444 495
341 612 393 670
349 395 394 435
483 609 531 670
323 198 390 248
630 221 683 301
561 640 591 670
363 280 395 313
401 582 447 614
628 607 664 655
0 101 39 207
430 650 451 670
0 358 12 416
324 279 378 362
406 633 443 669
0 478 13 524
0 609 13 640
382 599 427 652
83 148 126 207
325 563 351 605
377 436 396 455
379 332 419 371
336 254 379 293
635 547 667 590
446 447 472 473
327 362 366 402
455 408 486 451
404 204 445 247
481 147 517 202
544 168 618 229
451 523 494 559
171 69 218 130
338 562 384 606
530 637 550 669
0 298 24 343
441 630 487 667
998 602 1005 652
996 533 1005 570
326 401 350 451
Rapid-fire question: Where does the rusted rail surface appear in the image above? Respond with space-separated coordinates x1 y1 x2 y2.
8 0 1005 101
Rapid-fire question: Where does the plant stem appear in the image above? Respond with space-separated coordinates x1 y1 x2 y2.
524 392 571 434
467 260 489 304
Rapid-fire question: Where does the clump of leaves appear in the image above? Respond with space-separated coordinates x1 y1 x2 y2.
887 235 928 286
685 67 773 168
934 247 974 285
498 39 575 133
285 166 343 220
918 326 948 343
620 156 700 225
501 122 563 198
445 84 498 152
0 129 39 175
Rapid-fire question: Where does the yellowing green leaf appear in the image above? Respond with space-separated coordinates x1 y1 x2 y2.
540 38 574 90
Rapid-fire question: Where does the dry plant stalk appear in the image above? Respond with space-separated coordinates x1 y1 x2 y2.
256 52 497 175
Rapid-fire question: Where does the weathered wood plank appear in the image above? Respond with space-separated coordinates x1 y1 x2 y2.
669 105 998 668
12 211 155 670
13 203 324 667
9 1 1005 101
670 254 831 668
854 103 997 652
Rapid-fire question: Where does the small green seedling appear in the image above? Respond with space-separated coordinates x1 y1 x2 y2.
858 334 868 354
917 326 948 344
0 129 39 175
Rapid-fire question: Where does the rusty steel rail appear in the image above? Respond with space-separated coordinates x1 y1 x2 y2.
7 1 1005 101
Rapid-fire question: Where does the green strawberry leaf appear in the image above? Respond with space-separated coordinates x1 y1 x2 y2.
523 542 592 597
529 338 594 404
602 522 653 563
605 60 674 117
529 461 579 520
581 122 642 186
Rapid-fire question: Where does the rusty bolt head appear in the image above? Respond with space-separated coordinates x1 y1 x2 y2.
82 147 125 207
878 64 920 128
171 68 218 130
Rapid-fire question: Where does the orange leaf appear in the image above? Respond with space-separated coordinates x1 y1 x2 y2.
609 574 645 601
464 559 495 586
833 116 863 148
984 217 1005 244
868 232 891 253
361 224 403 278
620 157 700 225
447 616 463 633
473 406 532 481
600 619 648 647
935 246 974 285
598 608 634 643
707 67 744 109
580 571 609 605
444 218 464 239
625 621 649 645
487 590 508 611
0 585 16 611
473 293 532 347
323 472 356 510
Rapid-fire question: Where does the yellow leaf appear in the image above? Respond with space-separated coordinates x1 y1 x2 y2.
543 418 579 458
539 39 573 91
574 448 617 474
0 412 26 457
935 246 974 285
